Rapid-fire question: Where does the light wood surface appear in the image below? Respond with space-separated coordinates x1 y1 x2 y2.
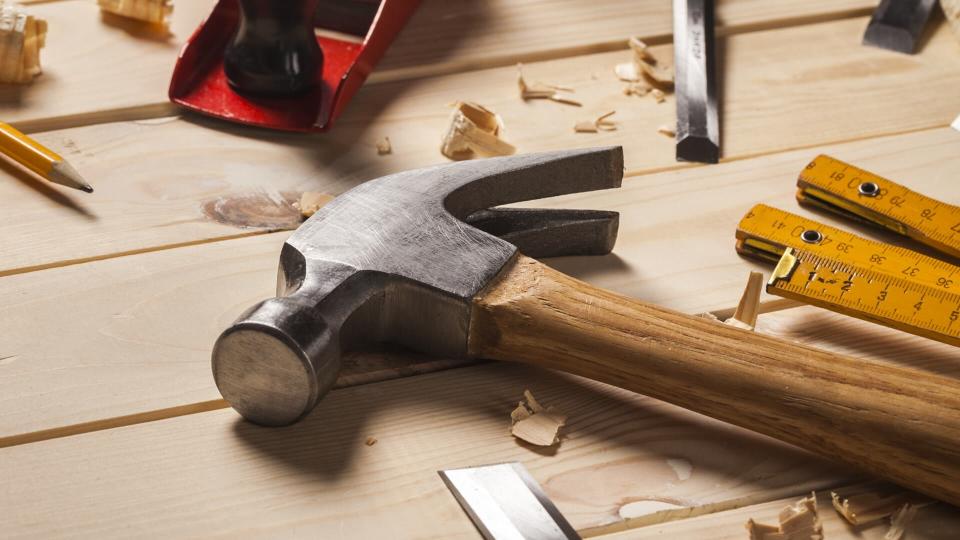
0 363 861 538
3 15 960 277
603 483 960 539
3 0 960 537
470 256 960 506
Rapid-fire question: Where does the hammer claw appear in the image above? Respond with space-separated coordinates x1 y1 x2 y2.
467 208 619 258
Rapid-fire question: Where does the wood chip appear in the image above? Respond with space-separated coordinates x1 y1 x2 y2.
614 61 641 82
510 389 566 447
657 124 675 138
295 191 335 219
640 60 674 91
0 3 46 84
517 63 581 106
376 136 392 155
651 89 666 103
746 493 822 540
830 487 931 526
575 111 617 133
884 503 917 540
943 0 960 42
623 82 652 97
628 36 657 64
440 101 516 160
98 0 173 25
365 437 377 446
724 272 763 330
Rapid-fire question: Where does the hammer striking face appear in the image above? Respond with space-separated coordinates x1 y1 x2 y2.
213 147 624 426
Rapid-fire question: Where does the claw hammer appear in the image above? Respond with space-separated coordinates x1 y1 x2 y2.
212 147 960 505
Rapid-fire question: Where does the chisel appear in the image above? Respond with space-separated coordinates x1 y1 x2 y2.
863 0 938 54
673 0 719 164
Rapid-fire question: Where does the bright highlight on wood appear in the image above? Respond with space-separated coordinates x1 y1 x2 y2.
98 0 173 26
0 122 91 192
0 2 46 84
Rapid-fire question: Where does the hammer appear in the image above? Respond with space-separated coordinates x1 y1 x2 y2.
213 147 960 505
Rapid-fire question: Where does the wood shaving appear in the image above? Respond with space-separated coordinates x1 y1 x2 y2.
364 437 377 446
614 61 641 82
943 0 960 41
0 2 46 84
746 493 822 540
830 487 930 526
440 101 516 160
657 124 675 138
639 60 674 91
651 89 666 103
575 111 616 133
517 63 581 106
376 136 392 155
295 191 335 218
884 504 917 540
98 0 173 25
623 82 652 97
510 389 566 447
724 272 763 330
628 37 657 64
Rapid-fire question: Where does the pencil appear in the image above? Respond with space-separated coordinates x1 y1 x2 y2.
0 121 92 193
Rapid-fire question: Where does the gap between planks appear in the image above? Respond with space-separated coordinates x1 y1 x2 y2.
10 5 876 135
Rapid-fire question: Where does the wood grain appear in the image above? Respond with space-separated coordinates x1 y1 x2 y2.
0 363 859 538
0 1 876 131
3 16 960 278
602 483 960 539
470 255 960 506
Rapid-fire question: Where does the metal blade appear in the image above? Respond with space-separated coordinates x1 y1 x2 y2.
673 0 719 164
863 0 937 54
439 463 580 540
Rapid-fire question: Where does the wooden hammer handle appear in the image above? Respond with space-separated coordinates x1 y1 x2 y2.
468 256 960 505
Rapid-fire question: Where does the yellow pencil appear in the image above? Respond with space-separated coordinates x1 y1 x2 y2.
0 121 92 193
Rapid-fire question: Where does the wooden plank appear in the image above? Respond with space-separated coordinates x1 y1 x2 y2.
602 483 960 539
0 231 475 447
1 1 875 132
3 17 960 278
373 0 876 80
0 363 860 538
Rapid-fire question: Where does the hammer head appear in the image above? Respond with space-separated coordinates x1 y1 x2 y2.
213 147 624 425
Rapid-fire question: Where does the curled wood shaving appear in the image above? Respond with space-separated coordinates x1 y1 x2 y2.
746 493 822 540
574 111 617 133
618 36 673 98
628 37 657 64
364 436 378 446
830 488 930 526
517 64 581 106
640 60 674 91
724 272 763 330
376 136 392 155
657 124 675 138
440 101 516 160
98 0 173 25
0 2 46 84
943 0 960 41
295 191 335 219
884 504 917 540
510 389 566 447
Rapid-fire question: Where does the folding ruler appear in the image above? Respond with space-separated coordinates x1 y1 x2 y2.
736 155 960 346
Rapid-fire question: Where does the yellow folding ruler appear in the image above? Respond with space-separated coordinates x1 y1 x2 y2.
736 155 960 347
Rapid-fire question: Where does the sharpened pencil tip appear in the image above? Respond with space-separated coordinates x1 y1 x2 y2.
49 160 94 193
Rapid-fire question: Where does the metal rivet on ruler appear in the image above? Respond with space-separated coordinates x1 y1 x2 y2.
858 182 880 197
801 230 823 244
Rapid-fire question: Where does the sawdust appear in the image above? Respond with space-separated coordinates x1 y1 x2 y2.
295 191 335 219
746 493 822 540
651 89 666 103
441 101 516 160
510 389 566 447
376 136 392 155
98 0 173 25
517 64 581 106
574 111 617 133
0 2 46 84
623 82 652 97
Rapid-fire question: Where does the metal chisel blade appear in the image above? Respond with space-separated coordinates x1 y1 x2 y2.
673 0 719 164
863 0 937 54
439 463 580 540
